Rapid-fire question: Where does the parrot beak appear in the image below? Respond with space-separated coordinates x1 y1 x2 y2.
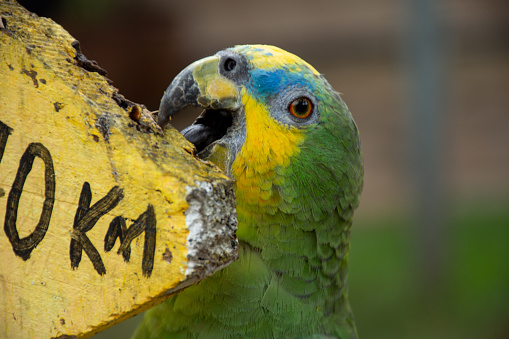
158 55 241 154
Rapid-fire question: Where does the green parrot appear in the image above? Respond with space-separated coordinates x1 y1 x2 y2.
134 45 363 338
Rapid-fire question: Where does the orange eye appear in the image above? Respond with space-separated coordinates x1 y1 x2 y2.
289 97 313 119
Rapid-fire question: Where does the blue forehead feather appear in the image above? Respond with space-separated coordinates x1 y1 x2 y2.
247 67 317 101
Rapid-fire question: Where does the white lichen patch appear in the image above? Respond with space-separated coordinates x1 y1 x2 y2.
184 180 238 278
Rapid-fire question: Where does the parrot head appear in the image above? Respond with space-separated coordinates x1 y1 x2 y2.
159 44 363 244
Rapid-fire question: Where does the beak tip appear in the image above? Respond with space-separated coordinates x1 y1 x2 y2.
157 93 171 129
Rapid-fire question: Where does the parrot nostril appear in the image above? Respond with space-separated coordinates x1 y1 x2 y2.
224 58 236 72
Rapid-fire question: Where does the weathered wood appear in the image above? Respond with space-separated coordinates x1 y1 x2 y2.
0 1 238 338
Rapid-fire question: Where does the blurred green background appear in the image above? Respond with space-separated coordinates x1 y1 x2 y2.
19 0 509 337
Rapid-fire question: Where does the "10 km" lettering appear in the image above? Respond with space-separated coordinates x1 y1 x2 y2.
0 120 157 277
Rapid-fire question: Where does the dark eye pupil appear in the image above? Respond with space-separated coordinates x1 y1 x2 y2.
289 97 313 119
293 99 309 114
224 58 236 72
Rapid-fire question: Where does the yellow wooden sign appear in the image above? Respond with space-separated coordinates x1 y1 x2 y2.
0 1 238 338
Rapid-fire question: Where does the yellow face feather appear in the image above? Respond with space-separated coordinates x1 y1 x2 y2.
231 88 304 210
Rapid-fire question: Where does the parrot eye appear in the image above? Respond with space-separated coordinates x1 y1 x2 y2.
224 58 237 72
289 97 313 119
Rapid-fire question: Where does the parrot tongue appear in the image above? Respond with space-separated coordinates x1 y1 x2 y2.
180 108 234 154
